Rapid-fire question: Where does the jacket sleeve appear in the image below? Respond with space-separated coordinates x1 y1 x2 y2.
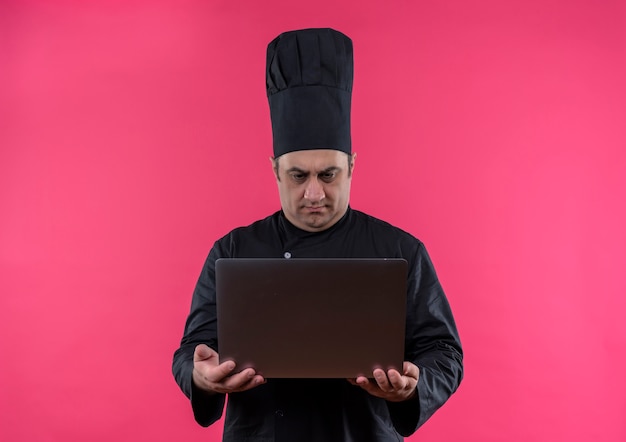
172 242 227 427
387 241 464 436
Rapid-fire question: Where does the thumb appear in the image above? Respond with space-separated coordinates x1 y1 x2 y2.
194 344 217 362
403 361 420 381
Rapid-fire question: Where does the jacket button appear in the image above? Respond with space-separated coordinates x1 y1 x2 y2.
283 252 292 259
275 409 284 417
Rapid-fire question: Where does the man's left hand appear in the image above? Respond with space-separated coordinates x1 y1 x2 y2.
349 361 419 402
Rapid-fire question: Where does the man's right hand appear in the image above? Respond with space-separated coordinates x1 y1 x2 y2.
192 344 266 394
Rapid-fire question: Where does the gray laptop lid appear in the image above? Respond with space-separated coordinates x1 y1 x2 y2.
216 258 407 378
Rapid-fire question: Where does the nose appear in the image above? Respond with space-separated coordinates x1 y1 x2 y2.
304 177 325 202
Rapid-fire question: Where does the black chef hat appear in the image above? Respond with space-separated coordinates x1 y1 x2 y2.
266 28 353 158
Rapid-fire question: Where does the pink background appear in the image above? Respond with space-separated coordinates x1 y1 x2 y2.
1 1 625 441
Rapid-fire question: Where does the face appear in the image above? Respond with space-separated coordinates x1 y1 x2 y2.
272 149 355 232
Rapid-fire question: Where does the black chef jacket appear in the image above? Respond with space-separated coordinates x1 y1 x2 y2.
173 207 463 442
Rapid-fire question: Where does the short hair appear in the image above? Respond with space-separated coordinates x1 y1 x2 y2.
272 152 354 181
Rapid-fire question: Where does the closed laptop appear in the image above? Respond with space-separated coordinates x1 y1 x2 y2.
216 258 407 378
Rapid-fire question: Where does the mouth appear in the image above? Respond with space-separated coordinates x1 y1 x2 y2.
303 205 326 212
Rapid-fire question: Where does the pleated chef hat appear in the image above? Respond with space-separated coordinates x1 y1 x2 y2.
266 28 354 157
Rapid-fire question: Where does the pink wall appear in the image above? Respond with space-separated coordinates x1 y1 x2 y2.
1 1 625 441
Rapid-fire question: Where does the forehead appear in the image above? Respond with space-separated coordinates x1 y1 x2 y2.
278 149 346 170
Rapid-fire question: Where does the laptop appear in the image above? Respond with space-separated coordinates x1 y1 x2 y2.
215 258 407 378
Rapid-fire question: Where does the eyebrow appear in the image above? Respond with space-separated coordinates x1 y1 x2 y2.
286 166 341 175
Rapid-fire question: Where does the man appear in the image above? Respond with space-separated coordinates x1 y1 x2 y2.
173 28 463 441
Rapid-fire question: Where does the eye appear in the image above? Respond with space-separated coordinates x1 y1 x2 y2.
320 172 336 182
290 173 306 182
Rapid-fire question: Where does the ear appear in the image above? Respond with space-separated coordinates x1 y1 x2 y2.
269 156 279 180
349 152 357 176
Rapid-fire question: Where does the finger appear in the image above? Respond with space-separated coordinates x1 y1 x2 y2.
194 361 234 388
373 369 393 392
346 377 366 386
218 370 264 393
353 377 381 396
351 376 372 388
239 374 266 391
354 375 369 385
193 347 235 383
207 360 236 381
386 369 408 391
224 368 256 387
